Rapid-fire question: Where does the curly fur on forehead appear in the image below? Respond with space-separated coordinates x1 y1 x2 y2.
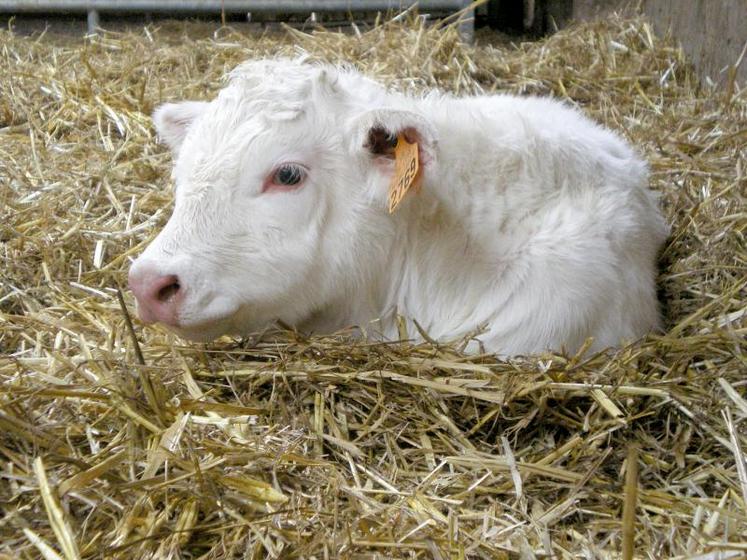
177 59 351 189
224 58 336 115
225 58 387 118
229 57 320 84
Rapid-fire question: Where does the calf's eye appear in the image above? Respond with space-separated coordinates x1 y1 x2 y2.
273 164 305 186
262 163 309 194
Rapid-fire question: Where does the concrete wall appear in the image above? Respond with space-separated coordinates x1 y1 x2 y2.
571 0 747 85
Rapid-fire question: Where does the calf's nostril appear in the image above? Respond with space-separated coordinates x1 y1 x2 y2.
157 281 180 303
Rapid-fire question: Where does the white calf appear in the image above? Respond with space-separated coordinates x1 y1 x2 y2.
129 58 668 355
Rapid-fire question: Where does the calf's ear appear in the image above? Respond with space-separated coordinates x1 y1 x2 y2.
348 108 438 165
152 101 209 155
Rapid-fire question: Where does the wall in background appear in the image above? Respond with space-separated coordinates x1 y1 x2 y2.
571 0 746 85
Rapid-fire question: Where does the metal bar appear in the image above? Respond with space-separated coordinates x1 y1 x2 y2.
86 8 99 33
0 1 466 13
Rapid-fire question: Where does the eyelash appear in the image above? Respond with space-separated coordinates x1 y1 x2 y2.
263 163 308 193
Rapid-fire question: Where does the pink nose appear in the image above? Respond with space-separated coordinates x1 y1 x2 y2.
128 265 183 326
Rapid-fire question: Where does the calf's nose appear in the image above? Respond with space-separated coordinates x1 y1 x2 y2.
128 265 183 326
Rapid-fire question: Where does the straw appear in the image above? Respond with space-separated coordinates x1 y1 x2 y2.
1 11 745 558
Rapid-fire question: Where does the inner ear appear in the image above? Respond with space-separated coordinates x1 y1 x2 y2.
365 126 398 158
365 126 421 160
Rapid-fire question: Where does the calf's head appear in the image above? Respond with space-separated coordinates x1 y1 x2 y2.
129 60 437 341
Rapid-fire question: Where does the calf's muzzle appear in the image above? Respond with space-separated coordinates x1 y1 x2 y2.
128 264 183 327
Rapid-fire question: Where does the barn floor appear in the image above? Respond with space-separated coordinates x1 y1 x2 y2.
1 13 746 559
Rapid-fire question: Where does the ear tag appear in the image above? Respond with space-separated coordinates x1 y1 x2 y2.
387 134 421 213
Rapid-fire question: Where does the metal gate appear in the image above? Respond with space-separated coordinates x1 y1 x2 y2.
0 1 476 40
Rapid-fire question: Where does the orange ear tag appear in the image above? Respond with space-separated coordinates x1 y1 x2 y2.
387 134 421 213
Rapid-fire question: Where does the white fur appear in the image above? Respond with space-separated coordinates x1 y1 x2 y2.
130 58 669 355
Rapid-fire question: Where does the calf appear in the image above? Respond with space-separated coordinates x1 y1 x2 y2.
129 58 668 355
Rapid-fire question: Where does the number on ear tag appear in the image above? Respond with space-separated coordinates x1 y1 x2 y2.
387 134 421 213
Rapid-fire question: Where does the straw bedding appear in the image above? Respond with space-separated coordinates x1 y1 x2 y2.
1 12 745 559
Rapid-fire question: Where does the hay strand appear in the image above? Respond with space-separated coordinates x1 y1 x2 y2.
621 446 639 560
